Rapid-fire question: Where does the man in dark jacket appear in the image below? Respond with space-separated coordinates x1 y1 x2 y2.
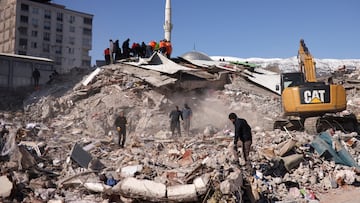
169 106 183 136
228 112 252 166
114 111 127 148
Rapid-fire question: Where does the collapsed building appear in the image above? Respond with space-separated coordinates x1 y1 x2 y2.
1 52 360 202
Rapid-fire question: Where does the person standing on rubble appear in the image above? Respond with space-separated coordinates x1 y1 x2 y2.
114 111 127 148
104 48 111 65
32 68 40 89
228 113 252 167
182 103 192 136
169 106 183 136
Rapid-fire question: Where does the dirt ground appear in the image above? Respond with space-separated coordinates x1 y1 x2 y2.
316 185 360 203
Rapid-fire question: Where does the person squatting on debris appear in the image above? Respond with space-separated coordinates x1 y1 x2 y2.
32 68 40 88
169 106 183 136
114 111 127 148
228 112 252 167
182 103 192 136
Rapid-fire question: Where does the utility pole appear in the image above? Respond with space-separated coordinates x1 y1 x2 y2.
163 0 172 42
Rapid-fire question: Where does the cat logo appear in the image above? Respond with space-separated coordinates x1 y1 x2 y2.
300 86 330 104
303 90 325 103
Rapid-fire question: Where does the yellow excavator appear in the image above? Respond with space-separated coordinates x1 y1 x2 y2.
274 39 359 134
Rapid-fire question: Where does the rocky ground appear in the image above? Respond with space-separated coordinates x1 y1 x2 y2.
1 63 360 202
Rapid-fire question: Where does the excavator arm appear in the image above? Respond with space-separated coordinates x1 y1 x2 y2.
298 39 317 82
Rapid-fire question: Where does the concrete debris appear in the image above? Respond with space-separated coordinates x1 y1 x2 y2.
167 184 198 202
0 175 13 198
116 177 167 200
1 62 360 202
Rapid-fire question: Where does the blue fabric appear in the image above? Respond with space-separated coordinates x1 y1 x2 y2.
311 132 360 169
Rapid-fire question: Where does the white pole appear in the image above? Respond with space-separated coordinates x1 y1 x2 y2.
163 0 172 41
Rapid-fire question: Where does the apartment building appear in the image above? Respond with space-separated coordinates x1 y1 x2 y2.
0 0 93 73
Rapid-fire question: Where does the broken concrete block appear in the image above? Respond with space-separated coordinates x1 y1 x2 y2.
178 150 193 166
281 154 303 171
82 67 101 86
220 170 243 195
167 184 198 202
335 170 356 185
276 139 297 157
70 143 92 168
48 200 64 203
193 174 209 195
120 165 143 177
0 175 13 198
118 177 166 200
84 182 112 193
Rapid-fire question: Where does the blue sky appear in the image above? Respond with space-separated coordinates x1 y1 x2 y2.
53 0 360 65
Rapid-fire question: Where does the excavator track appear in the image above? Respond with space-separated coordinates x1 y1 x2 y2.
273 114 360 134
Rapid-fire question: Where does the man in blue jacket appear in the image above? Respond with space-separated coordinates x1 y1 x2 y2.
228 112 252 167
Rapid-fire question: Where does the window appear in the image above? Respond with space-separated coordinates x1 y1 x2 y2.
68 47 74 54
82 38 91 47
69 15 75 23
82 60 90 66
83 17 92 25
69 37 75 45
31 30 38 37
56 12 63 21
69 26 75 33
32 18 38 27
31 42 37 48
44 10 51 19
56 34 62 43
18 50 27 55
18 26 27 35
55 46 62 54
43 43 50 52
44 21 50 30
20 15 28 23
43 32 50 41
21 4 29 12
19 38 27 48
55 57 62 65
83 28 91 36
56 23 63 32
32 7 39 14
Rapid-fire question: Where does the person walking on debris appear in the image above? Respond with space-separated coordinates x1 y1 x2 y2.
114 111 127 148
182 103 192 136
32 68 40 89
169 106 183 136
228 113 252 168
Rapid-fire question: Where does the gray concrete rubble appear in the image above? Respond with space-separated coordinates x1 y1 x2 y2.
0 62 360 202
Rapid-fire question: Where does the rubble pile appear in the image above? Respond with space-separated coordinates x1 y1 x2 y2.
1 63 360 202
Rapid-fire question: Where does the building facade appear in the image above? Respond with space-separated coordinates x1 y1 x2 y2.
0 0 93 73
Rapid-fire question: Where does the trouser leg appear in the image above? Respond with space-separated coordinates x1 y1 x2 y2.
243 141 252 161
121 131 126 147
177 122 181 136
